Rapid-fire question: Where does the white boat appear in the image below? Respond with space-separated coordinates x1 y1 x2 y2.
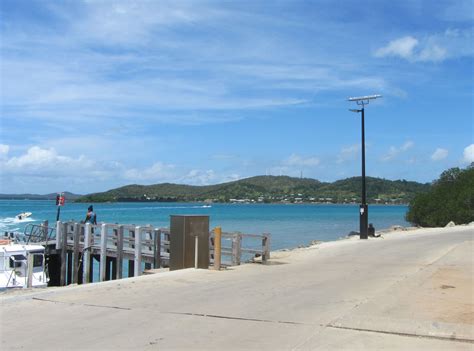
16 212 32 220
0 240 48 289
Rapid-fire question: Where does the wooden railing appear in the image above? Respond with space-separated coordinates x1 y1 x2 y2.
46 221 270 286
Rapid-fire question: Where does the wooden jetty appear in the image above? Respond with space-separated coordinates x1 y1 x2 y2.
23 222 271 287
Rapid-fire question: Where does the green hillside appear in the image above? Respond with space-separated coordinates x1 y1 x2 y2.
76 175 430 204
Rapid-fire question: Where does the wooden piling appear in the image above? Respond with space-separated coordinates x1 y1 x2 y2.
55 221 61 250
262 234 271 262
134 226 142 277
99 224 107 282
67 250 72 285
72 223 80 284
231 234 242 266
83 223 91 284
116 225 124 279
153 229 161 269
60 222 68 286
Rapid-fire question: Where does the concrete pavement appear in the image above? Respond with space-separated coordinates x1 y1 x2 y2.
1 225 473 350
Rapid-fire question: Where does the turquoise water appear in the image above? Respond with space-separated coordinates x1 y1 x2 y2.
1 200 409 250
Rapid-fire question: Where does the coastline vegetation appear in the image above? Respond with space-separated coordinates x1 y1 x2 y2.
406 165 474 227
76 175 430 204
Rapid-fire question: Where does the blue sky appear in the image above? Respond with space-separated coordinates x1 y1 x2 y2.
1 0 473 194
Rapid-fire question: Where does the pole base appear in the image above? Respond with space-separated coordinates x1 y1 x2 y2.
359 204 368 239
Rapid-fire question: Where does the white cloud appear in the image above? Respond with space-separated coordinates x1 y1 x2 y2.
375 36 419 59
381 141 414 161
431 148 448 161
375 29 472 62
4 146 93 174
337 144 360 163
283 154 320 167
462 144 474 164
401 141 414 151
0 144 9 158
124 162 176 182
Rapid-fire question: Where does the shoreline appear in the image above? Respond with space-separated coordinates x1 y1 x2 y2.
270 222 474 257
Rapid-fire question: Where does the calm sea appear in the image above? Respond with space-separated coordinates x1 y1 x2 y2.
0 200 410 250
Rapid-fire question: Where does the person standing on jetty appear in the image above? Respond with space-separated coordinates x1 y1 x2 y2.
85 205 97 225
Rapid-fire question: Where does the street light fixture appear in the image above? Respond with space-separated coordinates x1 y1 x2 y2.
348 94 382 239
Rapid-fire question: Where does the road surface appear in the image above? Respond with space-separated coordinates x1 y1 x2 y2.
1 225 473 350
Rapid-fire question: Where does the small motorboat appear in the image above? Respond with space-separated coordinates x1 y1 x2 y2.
16 212 32 220
0 240 48 289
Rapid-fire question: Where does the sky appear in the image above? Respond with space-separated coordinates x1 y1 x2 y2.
0 0 473 194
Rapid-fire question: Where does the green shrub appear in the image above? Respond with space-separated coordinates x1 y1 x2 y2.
406 165 474 227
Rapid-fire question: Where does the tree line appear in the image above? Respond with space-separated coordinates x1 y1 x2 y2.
406 165 474 227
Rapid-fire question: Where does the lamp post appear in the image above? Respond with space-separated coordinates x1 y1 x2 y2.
348 94 382 239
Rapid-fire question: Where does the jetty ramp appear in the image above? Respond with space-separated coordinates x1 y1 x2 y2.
1 225 473 350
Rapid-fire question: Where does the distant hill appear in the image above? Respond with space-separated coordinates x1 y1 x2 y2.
0 191 82 201
76 176 430 204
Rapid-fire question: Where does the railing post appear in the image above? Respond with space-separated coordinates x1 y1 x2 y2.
55 221 62 250
214 227 222 270
72 223 80 284
116 225 124 279
83 223 91 284
154 229 161 269
144 228 152 270
60 222 68 286
134 226 142 277
231 234 241 266
99 224 108 282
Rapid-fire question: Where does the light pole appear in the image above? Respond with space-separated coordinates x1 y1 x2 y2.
348 94 382 239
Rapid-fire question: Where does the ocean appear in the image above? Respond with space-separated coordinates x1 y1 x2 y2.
1 200 410 250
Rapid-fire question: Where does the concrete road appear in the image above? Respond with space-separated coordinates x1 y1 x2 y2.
1 226 473 350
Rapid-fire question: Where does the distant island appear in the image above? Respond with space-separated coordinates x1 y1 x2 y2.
0 191 82 201
75 175 430 204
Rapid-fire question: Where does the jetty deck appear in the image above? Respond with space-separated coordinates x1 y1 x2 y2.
1 225 472 350
24 221 270 286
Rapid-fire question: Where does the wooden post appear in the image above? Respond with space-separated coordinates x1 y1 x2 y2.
214 227 222 270
262 233 271 263
231 234 242 266
194 235 199 269
153 229 161 269
67 250 72 285
55 221 62 250
134 226 142 277
83 223 91 284
72 223 80 284
99 224 107 282
60 222 68 286
116 225 124 279
144 229 152 270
